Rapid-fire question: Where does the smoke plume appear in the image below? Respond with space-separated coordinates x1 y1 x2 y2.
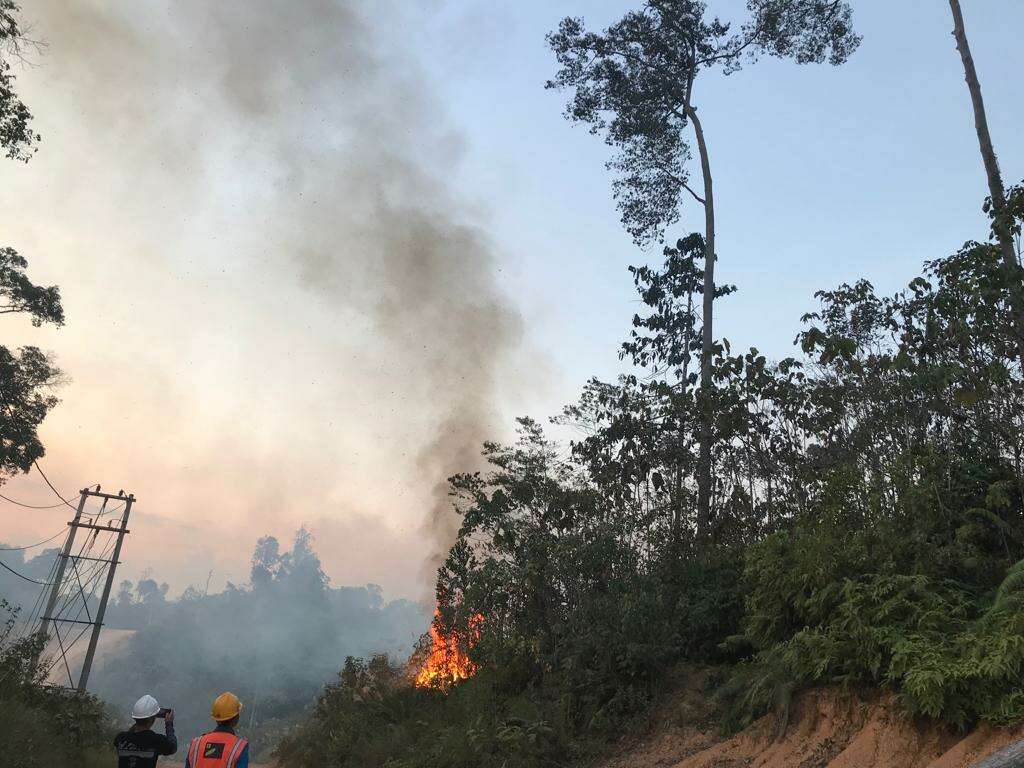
3 1 520 596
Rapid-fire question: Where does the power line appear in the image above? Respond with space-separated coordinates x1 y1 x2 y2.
96 501 125 518
0 529 68 551
30 487 135 694
0 493 66 510
19 552 60 641
0 559 53 585
36 526 97 643
32 460 77 510
62 536 117 628
49 531 101 623
48 620 78 688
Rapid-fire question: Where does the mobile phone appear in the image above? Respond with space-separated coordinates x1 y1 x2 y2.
157 708 171 718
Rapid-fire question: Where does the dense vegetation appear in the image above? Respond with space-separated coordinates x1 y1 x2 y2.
276 191 1024 766
276 0 1024 758
0 600 112 767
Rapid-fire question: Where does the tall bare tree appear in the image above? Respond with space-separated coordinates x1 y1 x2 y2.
547 0 859 541
948 0 1024 369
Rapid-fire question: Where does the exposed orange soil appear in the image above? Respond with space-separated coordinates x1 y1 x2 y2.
600 679 1024 768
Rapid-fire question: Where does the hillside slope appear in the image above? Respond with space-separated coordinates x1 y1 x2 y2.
601 687 1024 768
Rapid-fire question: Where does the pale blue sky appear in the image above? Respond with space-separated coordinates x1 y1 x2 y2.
421 0 1024 417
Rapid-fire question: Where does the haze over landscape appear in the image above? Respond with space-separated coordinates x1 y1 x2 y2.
8 2 1024 767
1 0 1022 604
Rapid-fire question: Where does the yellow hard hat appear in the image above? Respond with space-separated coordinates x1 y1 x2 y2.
211 692 243 721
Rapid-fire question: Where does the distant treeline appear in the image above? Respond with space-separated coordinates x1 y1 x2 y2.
93 530 427 759
0 529 429 760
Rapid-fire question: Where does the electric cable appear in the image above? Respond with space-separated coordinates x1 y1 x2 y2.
49 534 115 634
46 530 98 626
95 501 125 519
35 533 115 685
18 481 130 689
19 552 59 640
32 460 77 510
65 534 117 627
0 559 54 585
48 619 76 688
0 529 68 551
68 550 96 624
39 540 116 686
0 493 66 510
18 543 61 636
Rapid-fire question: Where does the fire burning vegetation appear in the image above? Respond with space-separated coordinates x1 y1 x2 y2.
412 611 484 691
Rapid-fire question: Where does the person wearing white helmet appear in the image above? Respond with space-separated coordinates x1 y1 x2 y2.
113 694 177 768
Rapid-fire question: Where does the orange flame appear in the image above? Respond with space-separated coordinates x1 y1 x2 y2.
414 610 483 690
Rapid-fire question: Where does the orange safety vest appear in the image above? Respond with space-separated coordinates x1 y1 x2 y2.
186 730 248 768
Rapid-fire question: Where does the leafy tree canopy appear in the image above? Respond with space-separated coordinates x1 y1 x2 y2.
1 247 64 326
546 0 859 245
0 2 62 485
0 0 40 162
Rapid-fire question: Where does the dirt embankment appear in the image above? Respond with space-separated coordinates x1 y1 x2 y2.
600 675 1024 768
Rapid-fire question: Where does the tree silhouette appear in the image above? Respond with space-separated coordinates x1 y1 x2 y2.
547 0 859 538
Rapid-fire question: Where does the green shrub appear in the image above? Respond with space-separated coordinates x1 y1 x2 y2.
736 536 1024 729
0 601 113 767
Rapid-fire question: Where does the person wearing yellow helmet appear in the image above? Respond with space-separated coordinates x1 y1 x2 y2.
183 693 249 768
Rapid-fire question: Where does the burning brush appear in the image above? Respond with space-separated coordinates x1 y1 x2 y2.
411 609 484 690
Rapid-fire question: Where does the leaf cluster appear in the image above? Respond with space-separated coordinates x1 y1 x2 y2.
0 0 40 162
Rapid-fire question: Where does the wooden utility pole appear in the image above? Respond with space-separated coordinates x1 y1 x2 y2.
35 487 134 693
78 491 133 693
37 490 88 644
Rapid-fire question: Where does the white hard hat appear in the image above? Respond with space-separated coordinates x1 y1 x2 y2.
132 694 160 719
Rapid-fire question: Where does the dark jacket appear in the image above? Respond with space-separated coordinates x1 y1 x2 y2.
114 723 177 768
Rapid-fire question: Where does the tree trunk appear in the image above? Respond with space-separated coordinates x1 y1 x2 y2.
686 103 715 542
673 287 694 548
949 0 1024 369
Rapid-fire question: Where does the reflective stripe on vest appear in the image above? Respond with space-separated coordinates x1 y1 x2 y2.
226 735 248 767
188 731 247 768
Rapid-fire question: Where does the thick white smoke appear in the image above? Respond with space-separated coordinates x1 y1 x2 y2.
1 0 521 597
